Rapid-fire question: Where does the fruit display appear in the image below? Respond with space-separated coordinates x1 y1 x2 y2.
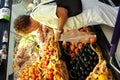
13 28 69 80
13 26 113 80
68 43 99 79
61 26 113 80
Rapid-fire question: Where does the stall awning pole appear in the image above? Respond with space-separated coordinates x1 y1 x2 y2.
110 6 120 57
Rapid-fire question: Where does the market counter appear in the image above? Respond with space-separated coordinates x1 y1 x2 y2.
6 25 120 80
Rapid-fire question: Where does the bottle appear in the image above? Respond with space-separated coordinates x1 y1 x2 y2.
0 49 7 60
2 30 8 44
1 44 7 60
2 44 7 50
0 0 10 21
0 50 2 65
0 0 1 7
1 30 8 60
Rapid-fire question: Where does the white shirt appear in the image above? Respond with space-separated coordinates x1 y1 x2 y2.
81 0 118 27
31 0 118 30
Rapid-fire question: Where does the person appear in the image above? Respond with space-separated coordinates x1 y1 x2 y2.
14 0 118 41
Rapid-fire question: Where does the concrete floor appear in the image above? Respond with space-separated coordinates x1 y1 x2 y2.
6 1 27 80
6 1 120 80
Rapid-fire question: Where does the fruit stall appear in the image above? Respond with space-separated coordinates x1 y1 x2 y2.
12 24 120 80
1 0 120 80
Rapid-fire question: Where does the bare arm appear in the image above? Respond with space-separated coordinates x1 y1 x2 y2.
54 7 68 41
56 7 68 30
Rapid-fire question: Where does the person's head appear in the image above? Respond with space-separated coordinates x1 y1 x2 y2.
14 15 40 36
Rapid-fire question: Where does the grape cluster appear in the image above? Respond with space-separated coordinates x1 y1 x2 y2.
70 43 98 80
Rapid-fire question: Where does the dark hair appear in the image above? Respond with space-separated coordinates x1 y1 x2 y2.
14 15 30 35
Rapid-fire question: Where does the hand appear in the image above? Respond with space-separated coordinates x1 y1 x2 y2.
54 31 61 41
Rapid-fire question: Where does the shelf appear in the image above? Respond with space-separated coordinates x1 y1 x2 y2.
0 0 12 80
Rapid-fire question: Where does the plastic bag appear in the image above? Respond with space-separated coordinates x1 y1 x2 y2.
59 29 96 42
